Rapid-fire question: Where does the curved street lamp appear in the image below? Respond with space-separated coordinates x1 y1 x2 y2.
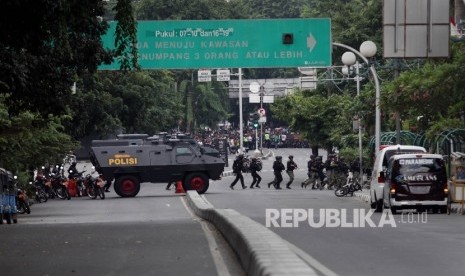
341 51 363 184
333 41 381 157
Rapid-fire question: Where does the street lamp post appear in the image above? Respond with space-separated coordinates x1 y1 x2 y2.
238 68 244 154
342 52 363 185
333 41 380 157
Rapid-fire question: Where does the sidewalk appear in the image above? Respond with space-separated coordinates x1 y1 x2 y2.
353 190 464 215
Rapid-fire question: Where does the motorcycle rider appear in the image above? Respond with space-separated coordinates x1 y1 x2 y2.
67 162 80 178
16 188 31 214
249 157 262 188
285 155 298 189
350 158 361 183
336 156 349 186
67 162 83 196
230 154 247 190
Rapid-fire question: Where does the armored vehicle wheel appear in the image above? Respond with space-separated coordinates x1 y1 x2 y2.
115 175 140 197
183 173 209 194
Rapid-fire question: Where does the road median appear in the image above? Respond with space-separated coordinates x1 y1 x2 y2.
185 190 317 276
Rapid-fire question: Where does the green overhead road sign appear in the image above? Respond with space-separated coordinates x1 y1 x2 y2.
100 18 331 70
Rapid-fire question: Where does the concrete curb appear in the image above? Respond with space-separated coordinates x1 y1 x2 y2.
186 191 317 276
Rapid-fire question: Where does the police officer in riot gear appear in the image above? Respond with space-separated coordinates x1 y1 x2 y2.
230 154 246 189
285 155 298 189
249 157 262 188
268 156 285 189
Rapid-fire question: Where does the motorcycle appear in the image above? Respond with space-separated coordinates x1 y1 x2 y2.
68 170 86 197
85 173 105 200
50 170 70 200
16 188 31 214
334 174 361 197
33 177 48 203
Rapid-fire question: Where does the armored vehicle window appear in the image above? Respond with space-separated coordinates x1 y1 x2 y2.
176 147 193 156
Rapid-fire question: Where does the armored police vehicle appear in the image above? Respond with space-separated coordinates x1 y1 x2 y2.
89 134 225 197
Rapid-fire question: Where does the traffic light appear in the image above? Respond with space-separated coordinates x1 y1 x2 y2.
252 112 259 128
248 112 259 128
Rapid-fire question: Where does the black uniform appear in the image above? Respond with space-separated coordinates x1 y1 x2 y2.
67 162 79 178
268 156 285 189
285 156 298 189
230 155 246 189
249 158 262 188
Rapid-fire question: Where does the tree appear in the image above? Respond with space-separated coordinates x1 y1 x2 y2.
244 0 306 19
0 95 78 172
0 0 111 118
98 71 184 134
271 89 355 151
302 0 382 58
382 42 465 138
113 0 139 71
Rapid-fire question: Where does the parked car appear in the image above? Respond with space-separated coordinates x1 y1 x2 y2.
382 153 448 214
370 145 427 212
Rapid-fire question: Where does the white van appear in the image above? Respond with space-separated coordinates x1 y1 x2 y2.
370 145 427 212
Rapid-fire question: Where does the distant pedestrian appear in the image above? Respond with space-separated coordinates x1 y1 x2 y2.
285 155 298 189
230 154 246 190
265 132 270 148
273 134 280 149
249 157 262 188
268 156 285 189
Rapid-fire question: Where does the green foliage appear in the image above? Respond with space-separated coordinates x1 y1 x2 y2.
114 0 139 70
0 95 78 172
425 118 465 142
97 71 183 134
302 0 382 58
245 0 307 19
135 0 239 20
382 42 465 135
272 90 357 150
0 0 111 118
338 147 371 166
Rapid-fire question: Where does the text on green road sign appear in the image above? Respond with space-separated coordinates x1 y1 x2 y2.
99 18 331 70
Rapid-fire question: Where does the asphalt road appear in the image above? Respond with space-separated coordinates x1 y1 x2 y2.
209 148 465 276
2 148 464 276
0 187 244 276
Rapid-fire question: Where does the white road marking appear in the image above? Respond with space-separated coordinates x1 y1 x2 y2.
180 197 232 276
199 194 337 276
285 241 339 276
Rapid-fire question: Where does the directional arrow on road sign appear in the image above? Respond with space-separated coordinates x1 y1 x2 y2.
307 33 317 52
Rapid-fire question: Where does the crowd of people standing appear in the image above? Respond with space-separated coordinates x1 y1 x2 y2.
190 126 310 155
